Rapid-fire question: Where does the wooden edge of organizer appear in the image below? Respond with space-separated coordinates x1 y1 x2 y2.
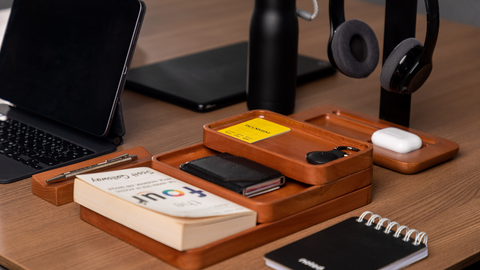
151 142 373 223
80 184 372 270
31 146 152 206
290 105 460 174
203 109 373 185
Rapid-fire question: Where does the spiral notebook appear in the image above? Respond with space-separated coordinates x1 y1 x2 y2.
264 211 428 270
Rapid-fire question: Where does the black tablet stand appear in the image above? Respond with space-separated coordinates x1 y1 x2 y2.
105 101 125 146
379 0 418 127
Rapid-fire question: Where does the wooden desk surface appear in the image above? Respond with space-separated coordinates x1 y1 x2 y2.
1 0 479 269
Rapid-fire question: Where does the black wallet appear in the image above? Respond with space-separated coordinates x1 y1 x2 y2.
179 153 285 197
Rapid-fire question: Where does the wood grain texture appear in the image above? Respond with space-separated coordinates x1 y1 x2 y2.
290 105 459 174
0 0 479 269
31 146 152 206
152 143 372 223
80 184 372 270
203 110 373 185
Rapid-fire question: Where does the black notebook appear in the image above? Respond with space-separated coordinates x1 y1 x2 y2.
264 211 428 270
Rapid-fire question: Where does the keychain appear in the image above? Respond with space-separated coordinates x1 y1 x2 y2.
306 146 360 165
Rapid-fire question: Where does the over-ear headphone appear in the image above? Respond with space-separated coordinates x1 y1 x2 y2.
328 0 439 94
327 0 379 79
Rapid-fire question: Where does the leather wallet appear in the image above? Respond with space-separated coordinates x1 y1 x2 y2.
179 153 285 197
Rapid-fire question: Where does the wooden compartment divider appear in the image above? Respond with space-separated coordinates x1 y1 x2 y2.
203 110 373 185
290 105 459 174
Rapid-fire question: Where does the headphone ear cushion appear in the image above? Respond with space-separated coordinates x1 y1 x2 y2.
331 19 379 78
380 38 423 90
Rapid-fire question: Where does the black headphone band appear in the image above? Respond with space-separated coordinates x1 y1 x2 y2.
329 0 440 60
328 0 345 35
424 0 439 61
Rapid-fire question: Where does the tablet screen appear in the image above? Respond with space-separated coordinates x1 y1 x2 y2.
0 0 143 137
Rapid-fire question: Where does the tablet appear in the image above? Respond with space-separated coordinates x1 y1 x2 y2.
126 42 336 112
0 0 145 137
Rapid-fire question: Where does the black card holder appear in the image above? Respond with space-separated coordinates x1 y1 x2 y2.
180 153 285 197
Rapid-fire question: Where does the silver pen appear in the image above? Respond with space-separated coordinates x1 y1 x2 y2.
46 153 138 184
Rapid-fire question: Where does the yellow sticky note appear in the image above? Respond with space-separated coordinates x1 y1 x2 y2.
218 118 291 143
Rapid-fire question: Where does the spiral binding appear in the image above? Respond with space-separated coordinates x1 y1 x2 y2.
356 211 428 246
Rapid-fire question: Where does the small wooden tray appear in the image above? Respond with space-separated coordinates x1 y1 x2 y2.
151 143 372 223
81 184 372 270
202 110 373 185
32 146 152 206
290 105 459 174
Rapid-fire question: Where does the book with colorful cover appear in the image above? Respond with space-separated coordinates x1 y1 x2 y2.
74 167 257 251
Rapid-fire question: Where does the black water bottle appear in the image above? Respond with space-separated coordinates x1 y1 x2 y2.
247 0 299 115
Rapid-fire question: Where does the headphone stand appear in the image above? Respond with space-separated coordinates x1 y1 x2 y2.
379 0 418 127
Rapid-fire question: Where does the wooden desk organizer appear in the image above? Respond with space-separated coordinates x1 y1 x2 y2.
81 184 372 270
68 146 371 269
32 116 374 269
152 143 372 223
290 105 459 174
203 110 373 185
31 146 152 206
41 143 370 269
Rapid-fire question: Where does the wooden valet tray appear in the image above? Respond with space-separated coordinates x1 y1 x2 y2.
151 143 372 223
81 184 372 270
32 146 152 206
202 110 373 185
290 105 460 174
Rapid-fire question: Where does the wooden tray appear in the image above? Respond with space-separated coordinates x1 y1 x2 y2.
202 110 373 185
80 184 372 270
151 143 372 223
290 105 460 174
32 146 152 206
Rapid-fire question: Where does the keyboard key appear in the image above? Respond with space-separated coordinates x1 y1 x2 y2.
0 118 94 167
31 164 43 170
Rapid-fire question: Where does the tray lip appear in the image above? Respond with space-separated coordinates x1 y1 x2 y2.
202 110 373 185
204 109 372 150
290 105 460 174
151 142 373 223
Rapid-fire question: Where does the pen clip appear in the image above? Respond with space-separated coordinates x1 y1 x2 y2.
102 153 130 164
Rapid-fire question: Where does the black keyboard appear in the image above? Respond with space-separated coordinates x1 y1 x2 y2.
0 118 94 170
